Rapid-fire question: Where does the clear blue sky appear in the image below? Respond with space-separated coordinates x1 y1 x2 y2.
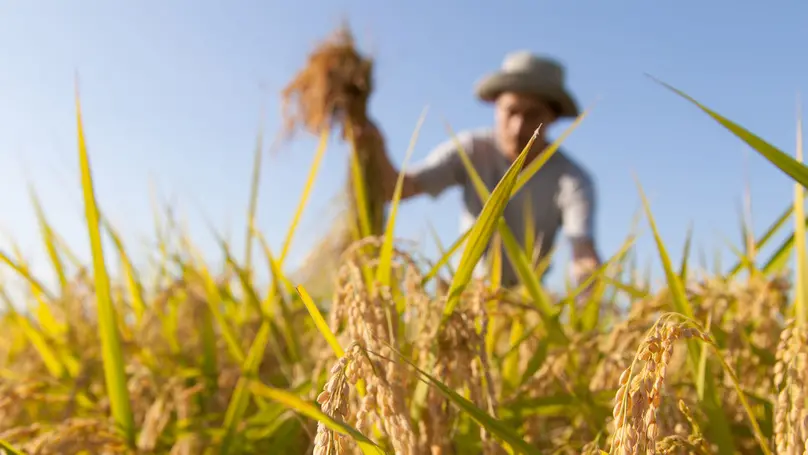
1 1 806 294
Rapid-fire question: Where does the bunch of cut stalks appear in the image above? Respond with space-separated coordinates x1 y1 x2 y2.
280 25 388 299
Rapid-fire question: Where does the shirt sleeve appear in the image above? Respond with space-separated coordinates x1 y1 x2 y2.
558 169 597 241
408 132 475 198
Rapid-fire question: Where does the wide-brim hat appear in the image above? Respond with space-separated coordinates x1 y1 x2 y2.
474 51 580 118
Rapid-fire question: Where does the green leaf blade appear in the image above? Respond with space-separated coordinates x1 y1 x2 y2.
75 87 135 447
443 128 539 320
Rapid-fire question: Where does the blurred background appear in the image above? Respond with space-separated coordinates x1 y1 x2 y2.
0 0 805 293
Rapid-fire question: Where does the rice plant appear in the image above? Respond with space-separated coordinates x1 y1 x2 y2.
0 41 807 455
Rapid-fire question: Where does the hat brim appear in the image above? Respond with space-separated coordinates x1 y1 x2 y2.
474 72 580 118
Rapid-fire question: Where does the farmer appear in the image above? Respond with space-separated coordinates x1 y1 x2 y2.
355 50 601 289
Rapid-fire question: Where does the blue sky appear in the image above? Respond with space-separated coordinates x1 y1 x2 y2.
0 0 806 295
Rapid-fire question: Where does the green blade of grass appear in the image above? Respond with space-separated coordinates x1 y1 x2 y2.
523 194 535 261
0 250 55 302
449 124 566 342
211 230 265 317
296 285 344 358
507 390 615 416
761 230 798 274
0 283 19 315
443 128 538 322
220 321 274 454
427 221 456 278
652 76 808 188
503 318 525 390
738 202 752 261
519 331 549 386
635 178 735 454
183 262 245 364
279 127 329 264
346 119 372 240
564 233 636 306
421 228 471 285
726 204 794 278
635 182 693 319
532 243 555 279
447 121 491 202
488 232 503 289
602 276 650 300
0 439 25 455
12 312 66 379
721 235 761 278
101 215 147 324
217 237 292 381
377 107 427 286
243 113 267 275
253 226 300 361
794 102 807 324
640 256 652 291
498 223 567 343
0 281 65 381
244 381 313 431
199 303 219 396
679 222 694 280
255 228 298 300
6 246 66 344
741 150 756 263
703 337 772 455
575 235 636 332
52 230 83 270
148 183 173 291
390 347 542 455
30 188 68 293
75 86 135 446
248 382 385 455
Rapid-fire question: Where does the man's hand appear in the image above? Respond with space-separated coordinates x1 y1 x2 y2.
571 238 600 299
348 118 381 144
348 118 421 201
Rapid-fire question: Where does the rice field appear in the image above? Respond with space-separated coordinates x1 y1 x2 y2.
1 70 807 455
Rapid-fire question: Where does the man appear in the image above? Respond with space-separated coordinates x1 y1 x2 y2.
357 50 601 289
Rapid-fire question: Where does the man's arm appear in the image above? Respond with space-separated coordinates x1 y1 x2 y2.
559 172 601 289
571 238 600 286
352 120 419 200
356 120 469 202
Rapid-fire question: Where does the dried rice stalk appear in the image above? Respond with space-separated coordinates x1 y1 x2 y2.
610 320 710 455
773 318 808 455
281 25 388 298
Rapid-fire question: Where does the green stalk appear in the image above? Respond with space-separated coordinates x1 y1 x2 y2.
75 87 135 446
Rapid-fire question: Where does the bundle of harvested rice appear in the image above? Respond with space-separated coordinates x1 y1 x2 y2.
281 25 389 298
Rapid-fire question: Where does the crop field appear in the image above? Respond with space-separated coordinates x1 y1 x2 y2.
1 34 807 455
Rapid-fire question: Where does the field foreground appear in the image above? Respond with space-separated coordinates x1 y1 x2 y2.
1 83 808 455
0 232 804 455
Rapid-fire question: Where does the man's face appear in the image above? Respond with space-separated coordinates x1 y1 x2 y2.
494 92 557 161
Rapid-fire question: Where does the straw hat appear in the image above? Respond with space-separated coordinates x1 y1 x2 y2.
474 51 579 118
